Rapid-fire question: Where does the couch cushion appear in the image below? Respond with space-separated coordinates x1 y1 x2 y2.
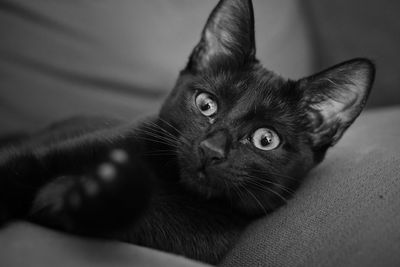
221 106 400 267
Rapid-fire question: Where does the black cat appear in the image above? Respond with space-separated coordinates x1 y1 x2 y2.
0 0 375 264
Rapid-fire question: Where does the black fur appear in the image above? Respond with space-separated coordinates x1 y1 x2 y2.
0 0 375 264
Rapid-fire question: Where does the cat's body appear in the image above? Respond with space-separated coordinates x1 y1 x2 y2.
0 0 375 264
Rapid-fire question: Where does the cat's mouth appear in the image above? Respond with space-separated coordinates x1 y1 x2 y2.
178 149 236 198
196 163 224 182
195 167 216 189
191 163 243 197
177 164 228 198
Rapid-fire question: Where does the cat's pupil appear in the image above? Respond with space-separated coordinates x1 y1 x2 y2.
201 103 211 111
261 135 272 146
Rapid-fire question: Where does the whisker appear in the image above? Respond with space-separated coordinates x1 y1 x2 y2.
139 125 180 145
143 121 176 138
243 175 295 195
144 152 177 156
247 183 293 199
158 123 191 147
143 120 190 147
134 135 179 148
146 148 177 153
158 118 187 138
135 126 180 145
244 179 289 203
147 119 187 142
248 169 298 181
240 185 268 215
232 183 247 208
137 134 178 148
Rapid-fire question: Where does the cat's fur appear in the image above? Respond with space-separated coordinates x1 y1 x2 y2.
0 0 375 264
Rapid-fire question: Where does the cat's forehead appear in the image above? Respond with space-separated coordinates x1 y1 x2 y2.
199 66 289 111
193 66 302 134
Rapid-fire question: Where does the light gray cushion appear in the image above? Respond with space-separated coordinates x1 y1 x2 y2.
221 106 400 267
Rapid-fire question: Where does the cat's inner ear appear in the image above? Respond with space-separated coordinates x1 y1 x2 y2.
298 59 375 148
186 0 256 73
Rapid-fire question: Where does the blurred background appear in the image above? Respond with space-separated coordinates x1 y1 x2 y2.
1 0 399 135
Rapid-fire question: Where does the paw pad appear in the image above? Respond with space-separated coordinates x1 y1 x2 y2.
110 149 129 163
84 179 100 196
98 163 116 182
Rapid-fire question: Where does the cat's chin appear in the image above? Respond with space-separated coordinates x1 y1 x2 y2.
179 168 230 199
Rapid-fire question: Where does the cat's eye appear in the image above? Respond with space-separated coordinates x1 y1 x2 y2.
251 128 280 151
195 92 218 117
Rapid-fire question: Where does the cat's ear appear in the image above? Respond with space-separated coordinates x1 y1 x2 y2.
298 58 375 148
186 0 256 73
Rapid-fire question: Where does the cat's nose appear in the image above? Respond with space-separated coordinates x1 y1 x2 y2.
199 130 229 165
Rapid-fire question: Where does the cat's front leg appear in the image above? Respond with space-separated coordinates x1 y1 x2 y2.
0 125 156 231
29 148 154 234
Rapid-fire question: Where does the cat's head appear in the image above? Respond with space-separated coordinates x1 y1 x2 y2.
159 0 375 216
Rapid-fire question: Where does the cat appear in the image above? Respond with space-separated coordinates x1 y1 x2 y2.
0 0 375 264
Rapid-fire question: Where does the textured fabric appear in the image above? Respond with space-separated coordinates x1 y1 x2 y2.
0 222 211 267
221 107 400 267
0 0 313 135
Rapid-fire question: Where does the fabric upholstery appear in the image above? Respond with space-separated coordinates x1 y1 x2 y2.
221 107 400 267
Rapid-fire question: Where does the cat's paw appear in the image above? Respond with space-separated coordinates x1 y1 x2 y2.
31 149 153 233
66 149 130 207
